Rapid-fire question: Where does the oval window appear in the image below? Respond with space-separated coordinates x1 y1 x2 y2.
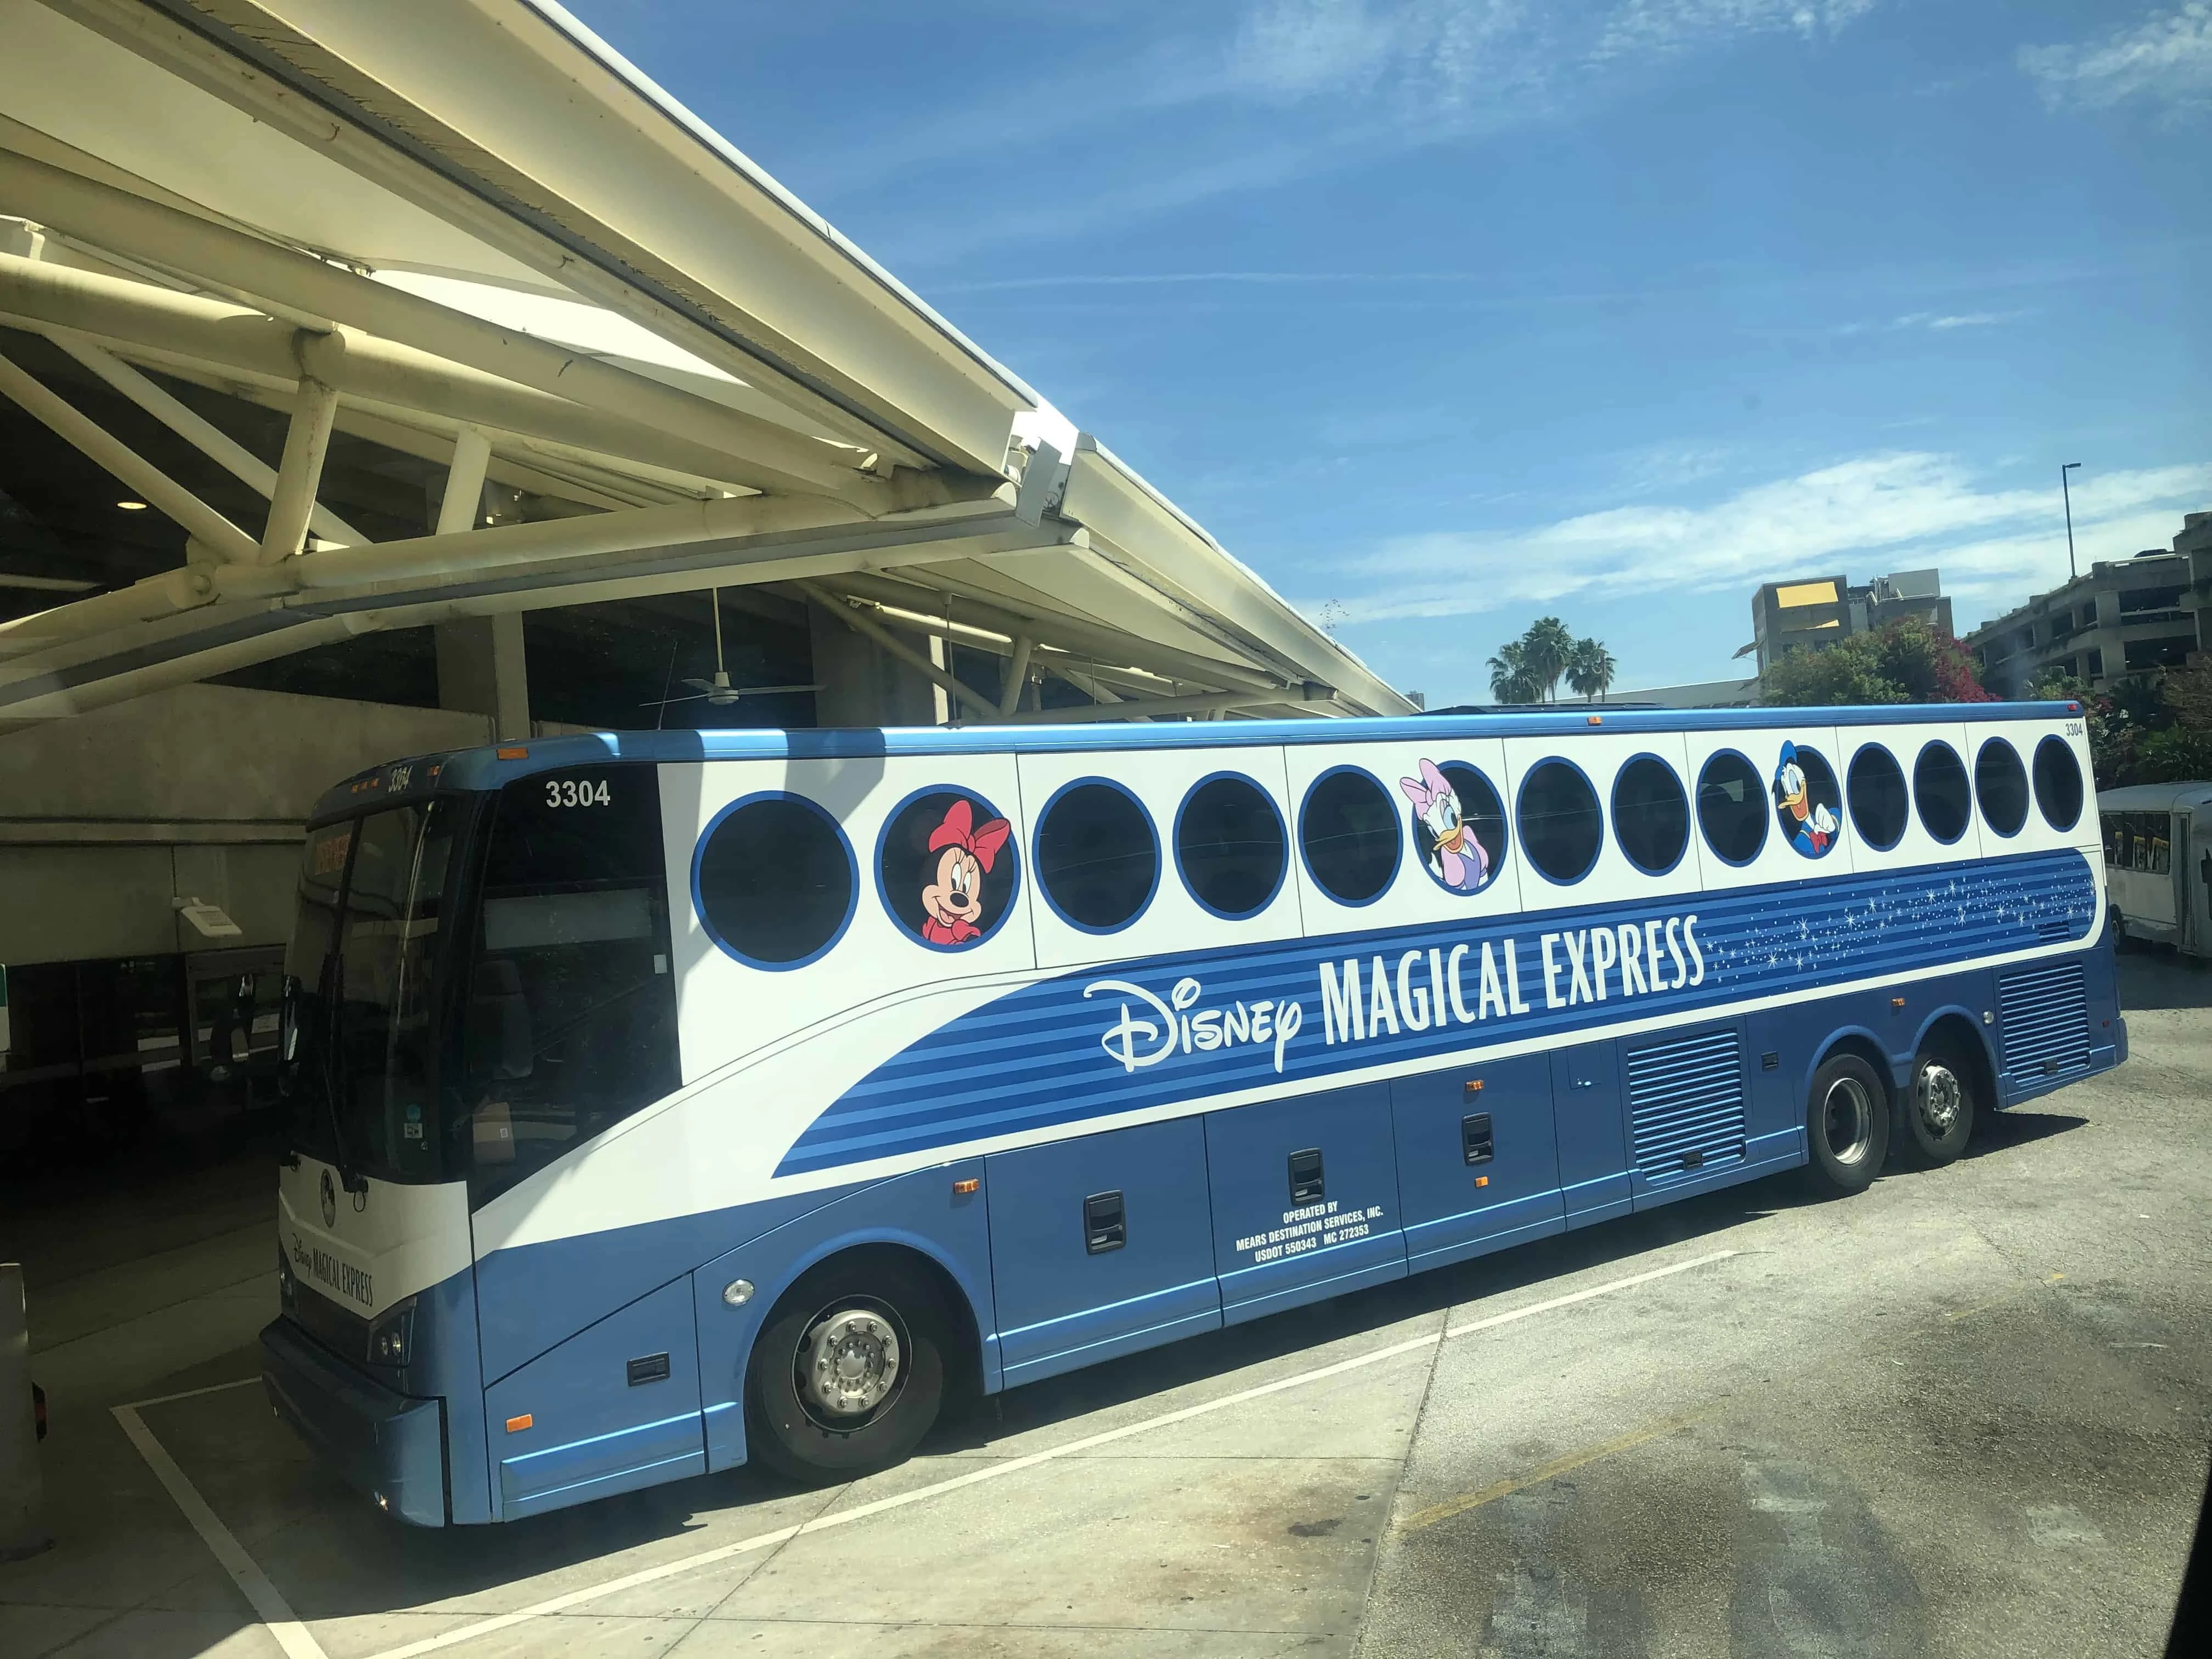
1696 751 1768 866
1517 759 1603 885
1175 774 1286 919
2034 735 2084 832
1299 767 1402 905
878 788 1019 950
1398 758 1506 895
1974 737 2030 838
1914 741 1972 845
1846 744 1908 852
1769 741 1841 859
1610 755 1688 876
696 793 854 969
1035 779 1158 932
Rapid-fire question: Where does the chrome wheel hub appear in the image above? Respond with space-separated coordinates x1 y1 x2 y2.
1917 1063 1963 1135
799 1307 901 1419
1822 1077 1875 1166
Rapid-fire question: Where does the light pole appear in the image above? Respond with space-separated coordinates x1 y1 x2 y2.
2061 462 2081 582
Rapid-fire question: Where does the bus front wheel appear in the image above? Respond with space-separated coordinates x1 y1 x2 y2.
1803 1053 1889 1198
746 1257 947 1482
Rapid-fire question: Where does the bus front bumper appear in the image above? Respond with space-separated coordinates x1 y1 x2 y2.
261 1317 446 1526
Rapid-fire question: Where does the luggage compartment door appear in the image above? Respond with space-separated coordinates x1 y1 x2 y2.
1551 1041 1630 1227
986 1118 1221 1387
1391 1053 1564 1272
1206 1083 1406 1324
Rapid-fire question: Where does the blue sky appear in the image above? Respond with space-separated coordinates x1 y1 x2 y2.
566 0 2209 703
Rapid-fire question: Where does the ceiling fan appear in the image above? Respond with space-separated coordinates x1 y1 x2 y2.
644 588 823 709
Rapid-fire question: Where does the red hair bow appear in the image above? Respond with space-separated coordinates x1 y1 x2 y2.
928 798 1011 871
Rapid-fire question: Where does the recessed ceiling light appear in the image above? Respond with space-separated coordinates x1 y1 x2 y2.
116 500 148 510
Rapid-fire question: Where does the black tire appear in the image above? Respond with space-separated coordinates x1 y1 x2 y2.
746 1256 947 1483
1899 1039 1977 1167
1804 1052 1890 1198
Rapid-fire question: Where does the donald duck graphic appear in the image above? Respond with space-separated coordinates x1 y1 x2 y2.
1772 741 1839 857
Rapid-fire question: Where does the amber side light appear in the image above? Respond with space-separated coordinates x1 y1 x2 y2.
505 1413 533 1432
1587 714 1602 725
496 747 529 759
952 1178 980 1195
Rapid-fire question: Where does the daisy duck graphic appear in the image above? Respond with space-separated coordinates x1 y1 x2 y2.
1772 741 1839 856
919 798 1012 945
1400 758 1491 893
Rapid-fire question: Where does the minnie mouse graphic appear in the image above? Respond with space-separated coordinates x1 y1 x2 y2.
920 798 1012 945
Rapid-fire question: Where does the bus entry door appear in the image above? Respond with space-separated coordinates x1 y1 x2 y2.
1205 1083 1406 1324
1391 1054 1564 1271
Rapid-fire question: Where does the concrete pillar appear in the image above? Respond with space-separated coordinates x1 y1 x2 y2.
435 615 531 741
1 1263 49 1561
808 600 942 727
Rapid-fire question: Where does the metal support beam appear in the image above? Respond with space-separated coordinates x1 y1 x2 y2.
0 151 918 505
259 354 340 561
0 346 258 562
998 633 1035 718
48 335 368 546
1016 687 1314 725
793 579 999 724
435 426 494 537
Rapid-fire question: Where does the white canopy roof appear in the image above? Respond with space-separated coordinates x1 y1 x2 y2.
0 0 1410 723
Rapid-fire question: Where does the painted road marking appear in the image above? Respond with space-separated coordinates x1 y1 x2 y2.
1398 1415 1702 1533
359 1248 1737 1659
112 1250 1737 1659
112 1398 331 1659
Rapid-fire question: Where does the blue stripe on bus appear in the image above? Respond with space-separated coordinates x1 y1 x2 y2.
775 848 2094 1176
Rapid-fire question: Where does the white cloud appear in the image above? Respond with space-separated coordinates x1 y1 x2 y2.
1302 453 2211 624
2019 3 2212 117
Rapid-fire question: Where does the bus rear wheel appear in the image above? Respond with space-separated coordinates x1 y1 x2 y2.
1803 1053 1889 1198
746 1257 947 1482
1900 1040 1976 1167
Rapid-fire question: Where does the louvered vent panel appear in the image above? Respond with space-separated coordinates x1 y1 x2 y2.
1626 1028 1746 1180
1997 961 2090 1081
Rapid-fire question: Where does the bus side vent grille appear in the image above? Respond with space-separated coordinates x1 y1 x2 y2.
1626 1029 1746 1182
1997 962 2090 1082
2036 919 2072 942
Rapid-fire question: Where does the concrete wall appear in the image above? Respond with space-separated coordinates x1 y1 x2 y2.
0 684 501 965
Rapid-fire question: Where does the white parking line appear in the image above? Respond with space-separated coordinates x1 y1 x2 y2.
111 1251 1737 1659
361 1248 1738 1659
113 1396 331 1659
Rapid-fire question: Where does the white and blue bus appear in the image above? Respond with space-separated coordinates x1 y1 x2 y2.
262 702 2120 1525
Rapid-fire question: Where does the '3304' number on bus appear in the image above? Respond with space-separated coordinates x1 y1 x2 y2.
546 778 612 808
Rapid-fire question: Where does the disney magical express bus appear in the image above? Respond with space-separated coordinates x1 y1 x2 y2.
263 702 2120 1525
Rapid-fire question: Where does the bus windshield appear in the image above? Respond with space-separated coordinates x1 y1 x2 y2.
281 799 460 1184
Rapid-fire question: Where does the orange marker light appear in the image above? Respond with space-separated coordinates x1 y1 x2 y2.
496 747 529 760
505 1413 533 1433
952 1178 979 1194
1892 997 1906 1009
1475 1175 1489 1187
1464 1078 1485 1094
1587 714 1602 725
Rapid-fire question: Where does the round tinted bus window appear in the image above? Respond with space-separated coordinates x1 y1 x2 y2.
1300 767 1401 905
1175 774 1286 919
1610 755 1688 875
878 788 1018 949
1770 741 1841 859
2034 735 2084 831
1975 737 2029 838
1517 759 1602 884
1846 744 1908 851
1696 751 1768 865
696 794 855 969
1914 741 1972 844
1398 758 1506 895
1035 780 1158 932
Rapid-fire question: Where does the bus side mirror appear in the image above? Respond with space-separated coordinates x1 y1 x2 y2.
467 959 534 1080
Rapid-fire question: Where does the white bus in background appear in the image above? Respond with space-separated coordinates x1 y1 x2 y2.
2100 782 2212 959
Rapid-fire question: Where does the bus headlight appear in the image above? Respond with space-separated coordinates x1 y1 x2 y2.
368 1300 416 1367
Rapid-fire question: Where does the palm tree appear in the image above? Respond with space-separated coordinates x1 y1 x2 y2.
1565 636 1617 702
1487 641 1538 704
1520 617 1575 703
